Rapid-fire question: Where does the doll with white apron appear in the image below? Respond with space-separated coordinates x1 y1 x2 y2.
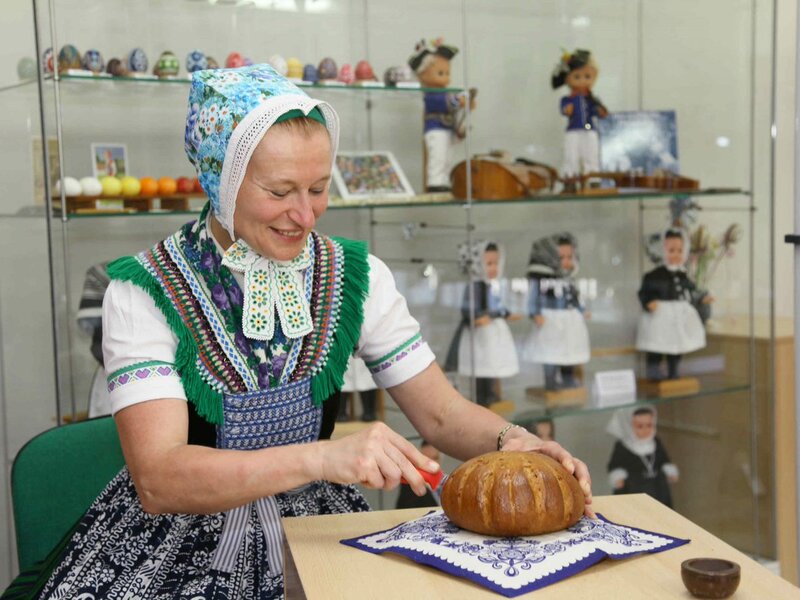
522 233 590 390
636 228 713 380
445 240 520 406
339 355 379 422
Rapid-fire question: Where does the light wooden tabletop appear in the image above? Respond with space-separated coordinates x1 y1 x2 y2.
282 494 800 599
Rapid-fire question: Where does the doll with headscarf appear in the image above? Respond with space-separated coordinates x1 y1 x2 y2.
551 49 608 192
338 355 380 422
445 240 520 406
408 38 475 192
522 233 590 390
636 228 713 380
606 405 678 507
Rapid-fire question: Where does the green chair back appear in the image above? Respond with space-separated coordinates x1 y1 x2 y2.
11 417 125 571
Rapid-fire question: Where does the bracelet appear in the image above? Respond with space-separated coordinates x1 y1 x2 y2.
497 424 522 451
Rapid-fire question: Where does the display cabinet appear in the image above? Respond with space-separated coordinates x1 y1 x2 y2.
0 0 778 588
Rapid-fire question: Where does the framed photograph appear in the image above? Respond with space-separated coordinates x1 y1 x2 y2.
597 110 679 175
332 151 415 201
91 143 128 178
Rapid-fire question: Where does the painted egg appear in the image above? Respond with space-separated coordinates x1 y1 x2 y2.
17 57 36 80
355 60 376 81
286 57 303 79
242 57 253 66
127 48 148 73
225 52 243 68
317 57 337 80
82 49 104 74
99 176 123 196
267 54 288 76
186 49 208 73
55 177 81 197
120 176 141 196
206 56 219 69
154 51 180 78
57 45 82 73
384 64 415 86
337 63 354 84
78 176 102 196
106 58 128 77
302 64 318 83
42 47 54 74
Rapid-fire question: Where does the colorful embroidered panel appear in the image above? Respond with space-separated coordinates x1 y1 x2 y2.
366 333 424 375
107 361 178 393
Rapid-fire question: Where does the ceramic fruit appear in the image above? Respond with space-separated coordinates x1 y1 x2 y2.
55 177 81 196
176 176 194 194
186 49 208 73
82 49 104 74
57 44 82 73
154 51 180 78
79 176 103 196
139 176 159 196
120 176 142 196
100 176 123 196
158 176 177 196
127 48 148 73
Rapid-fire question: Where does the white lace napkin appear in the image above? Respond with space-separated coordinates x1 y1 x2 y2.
341 510 688 597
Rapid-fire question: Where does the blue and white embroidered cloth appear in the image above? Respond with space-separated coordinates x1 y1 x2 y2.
341 510 688 597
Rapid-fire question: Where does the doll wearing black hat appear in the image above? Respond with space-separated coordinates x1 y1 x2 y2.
551 49 609 192
409 38 475 192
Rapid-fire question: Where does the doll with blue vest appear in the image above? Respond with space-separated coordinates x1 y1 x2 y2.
408 38 475 192
551 49 609 193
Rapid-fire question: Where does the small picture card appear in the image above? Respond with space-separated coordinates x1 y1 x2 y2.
332 151 415 201
592 369 637 407
91 143 128 178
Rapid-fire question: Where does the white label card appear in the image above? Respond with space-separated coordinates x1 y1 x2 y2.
593 369 637 407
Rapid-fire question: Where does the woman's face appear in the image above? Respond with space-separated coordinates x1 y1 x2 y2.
565 64 597 93
632 413 655 439
483 249 500 279
664 236 684 266
234 124 331 261
558 243 575 272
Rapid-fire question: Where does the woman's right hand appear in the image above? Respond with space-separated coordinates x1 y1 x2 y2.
647 300 659 312
614 479 625 490
475 315 491 327
534 314 546 327
315 422 439 497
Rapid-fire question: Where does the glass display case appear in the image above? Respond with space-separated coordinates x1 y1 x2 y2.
0 0 777 587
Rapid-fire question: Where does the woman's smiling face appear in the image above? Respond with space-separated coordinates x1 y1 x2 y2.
233 121 331 261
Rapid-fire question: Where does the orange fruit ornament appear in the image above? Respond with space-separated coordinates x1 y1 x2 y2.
158 176 177 196
140 176 158 196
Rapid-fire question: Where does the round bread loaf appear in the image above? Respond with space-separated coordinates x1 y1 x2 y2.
441 451 584 536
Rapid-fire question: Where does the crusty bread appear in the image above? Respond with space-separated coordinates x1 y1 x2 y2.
441 451 584 536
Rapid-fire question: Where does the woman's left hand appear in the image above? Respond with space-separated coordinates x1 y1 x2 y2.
502 428 594 518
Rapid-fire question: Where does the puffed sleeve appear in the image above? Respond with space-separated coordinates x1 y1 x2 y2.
355 255 436 388
102 279 187 415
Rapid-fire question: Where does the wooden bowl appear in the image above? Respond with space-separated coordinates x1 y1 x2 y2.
681 558 741 598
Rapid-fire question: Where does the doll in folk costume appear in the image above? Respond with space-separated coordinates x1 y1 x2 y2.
551 49 609 192
606 405 679 507
636 228 713 380
445 240 520 407
408 38 476 192
337 355 380 422
522 233 590 391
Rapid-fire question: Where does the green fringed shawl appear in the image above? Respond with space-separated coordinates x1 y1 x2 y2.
107 226 369 426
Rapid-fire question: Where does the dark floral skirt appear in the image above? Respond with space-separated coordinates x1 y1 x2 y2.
36 468 369 600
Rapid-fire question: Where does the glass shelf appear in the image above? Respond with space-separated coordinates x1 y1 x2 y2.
54 72 463 94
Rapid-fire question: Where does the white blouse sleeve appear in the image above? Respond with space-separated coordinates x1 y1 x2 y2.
355 255 436 388
102 279 187 415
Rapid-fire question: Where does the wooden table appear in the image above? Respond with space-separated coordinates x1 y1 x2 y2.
282 494 800 599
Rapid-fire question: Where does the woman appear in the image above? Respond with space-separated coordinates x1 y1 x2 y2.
31 65 592 599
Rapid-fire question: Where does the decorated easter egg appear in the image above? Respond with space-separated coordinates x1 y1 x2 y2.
42 47 54 74
286 57 303 79
158 176 177 196
317 57 337 80
139 176 159 196
106 58 128 77
206 56 219 69
100 176 123 196
242 57 253 66
55 177 81 197
78 176 103 196
17 57 36 80
337 63 354 84
355 60 376 81
81 49 104 74
186 49 208 73
302 64 318 83
267 54 288 76
384 64 415 86
57 45 82 73
120 176 141 196
127 48 148 73
225 52 243 68
154 51 180 78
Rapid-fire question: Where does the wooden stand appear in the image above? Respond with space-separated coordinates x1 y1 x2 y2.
341 389 385 422
637 377 700 398
526 386 587 407
487 399 515 415
57 192 206 214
